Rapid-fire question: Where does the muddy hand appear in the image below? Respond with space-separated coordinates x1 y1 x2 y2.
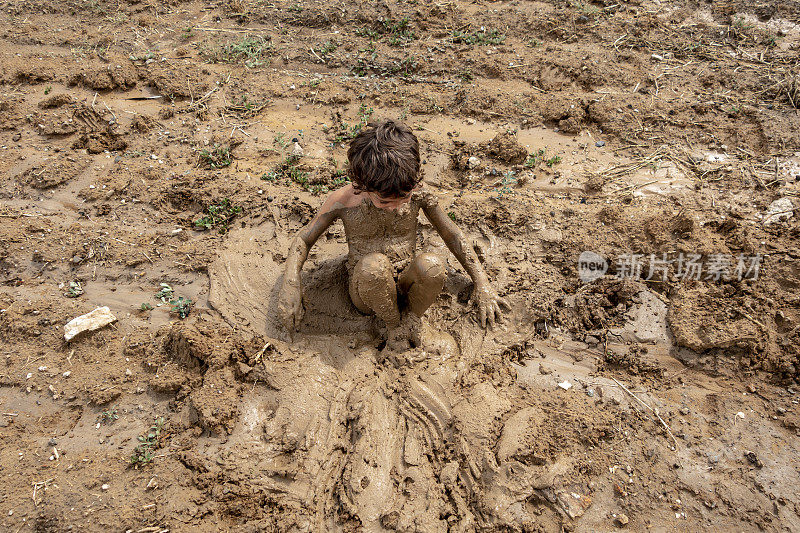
277 280 304 334
472 284 509 329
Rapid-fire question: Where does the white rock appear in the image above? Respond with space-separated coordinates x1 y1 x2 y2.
468 156 481 169
763 197 794 225
558 380 572 390
735 411 745 420
291 141 304 158
64 307 117 341
101 484 109 491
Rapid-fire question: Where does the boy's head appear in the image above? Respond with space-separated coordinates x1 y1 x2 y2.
347 120 421 201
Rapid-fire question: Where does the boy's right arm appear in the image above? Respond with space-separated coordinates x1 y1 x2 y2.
277 192 343 332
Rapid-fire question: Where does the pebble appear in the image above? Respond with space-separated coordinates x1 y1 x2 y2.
12 133 21 142
467 156 481 169
62 371 71 377
558 380 572 390
101 484 109 491
595 141 606 147
615 513 629 527
679 407 690 415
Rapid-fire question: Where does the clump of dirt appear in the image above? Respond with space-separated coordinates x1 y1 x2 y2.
480 130 528 164
19 156 90 189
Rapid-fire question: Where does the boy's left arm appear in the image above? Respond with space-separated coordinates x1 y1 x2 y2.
420 192 508 328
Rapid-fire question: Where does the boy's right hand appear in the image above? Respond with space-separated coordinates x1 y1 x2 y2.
277 279 304 332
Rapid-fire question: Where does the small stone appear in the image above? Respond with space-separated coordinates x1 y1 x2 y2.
615 513 629 527
744 450 763 468
763 197 794 225
735 411 745 420
101 483 110 491
747 383 756 393
467 156 481 169
12 133 21 142
586 388 595 397
679 407 690 415
466 118 475 125
48 438 58 446
584 335 600 345
63 371 71 377
539 363 553 375
71 255 83 264
558 380 572 390
267 196 274 202
595 141 606 147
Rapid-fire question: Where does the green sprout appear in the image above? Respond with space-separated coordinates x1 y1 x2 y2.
194 198 242 234
169 297 192 319
130 417 164 467
65 281 84 298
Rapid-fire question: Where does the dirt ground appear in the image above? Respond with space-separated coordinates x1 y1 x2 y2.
1 0 800 531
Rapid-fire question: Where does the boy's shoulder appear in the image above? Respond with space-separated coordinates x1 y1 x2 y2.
321 184 364 213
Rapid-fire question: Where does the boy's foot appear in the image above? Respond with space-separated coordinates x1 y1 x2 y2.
382 312 423 354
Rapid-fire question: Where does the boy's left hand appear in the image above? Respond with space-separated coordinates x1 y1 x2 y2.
471 284 509 328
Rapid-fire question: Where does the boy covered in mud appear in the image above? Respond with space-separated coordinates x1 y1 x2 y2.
276 120 507 350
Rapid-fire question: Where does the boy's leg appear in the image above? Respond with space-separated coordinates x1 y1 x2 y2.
398 253 446 316
349 252 402 328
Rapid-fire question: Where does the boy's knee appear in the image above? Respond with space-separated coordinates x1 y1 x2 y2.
413 253 446 283
355 252 393 278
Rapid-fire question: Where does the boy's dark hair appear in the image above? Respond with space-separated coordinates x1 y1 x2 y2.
347 119 421 198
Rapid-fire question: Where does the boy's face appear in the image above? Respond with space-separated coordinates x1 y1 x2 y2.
367 191 412 211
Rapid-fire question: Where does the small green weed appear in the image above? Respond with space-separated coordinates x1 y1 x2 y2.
495 171 518 198
447 211 457 222
273 132 288 148
451 29 505 46
458 70 473 82
44 85 52 95
209 36 272 68
194 198 242 234
130 417 164 468
97 409 119 425
199 144 233 169
226 94 270 118
140 302 154 311
263 156 349 195
154 283 174 302
169 296 193 319
524 148 546 168
380 17 415 46
128 51 156 62
545 155 562 167
64 281 84 298
315 39 338 59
